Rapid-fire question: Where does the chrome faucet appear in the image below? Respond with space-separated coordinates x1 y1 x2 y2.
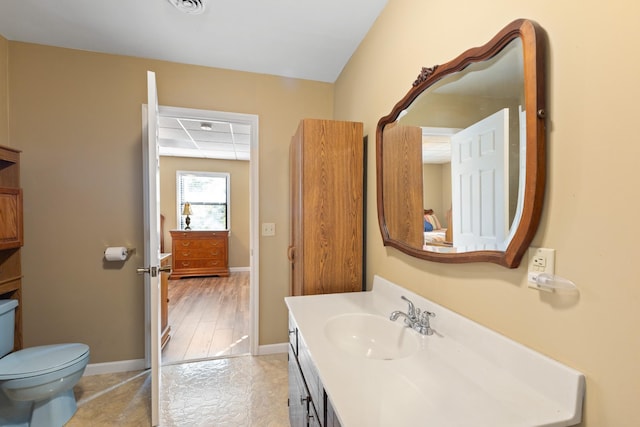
390 296 436 335
390 296 417 325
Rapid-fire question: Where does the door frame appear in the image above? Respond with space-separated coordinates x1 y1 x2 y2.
157 105 259 356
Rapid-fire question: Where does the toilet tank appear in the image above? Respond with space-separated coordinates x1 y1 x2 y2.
0 299 18 358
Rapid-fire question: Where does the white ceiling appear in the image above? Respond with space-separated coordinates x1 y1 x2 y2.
158 115 252 160
0 0 388 160
0 0 387 83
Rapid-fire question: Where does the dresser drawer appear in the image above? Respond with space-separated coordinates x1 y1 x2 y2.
174 248 225 260
173 237 226 249
175 259 227 269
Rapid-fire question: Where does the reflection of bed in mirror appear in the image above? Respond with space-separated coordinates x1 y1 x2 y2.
423 230 446 245
422 209 452 248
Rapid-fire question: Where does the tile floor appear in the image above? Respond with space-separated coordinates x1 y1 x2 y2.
66 353 290 427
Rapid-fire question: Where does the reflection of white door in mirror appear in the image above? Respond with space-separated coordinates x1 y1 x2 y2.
451 108 509 251
506 106 527 245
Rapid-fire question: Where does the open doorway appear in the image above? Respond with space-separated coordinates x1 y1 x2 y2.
155 106 259 366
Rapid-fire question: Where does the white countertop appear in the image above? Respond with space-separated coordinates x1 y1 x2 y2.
285 275 585 427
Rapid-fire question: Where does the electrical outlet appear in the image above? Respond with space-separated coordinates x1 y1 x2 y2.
528 247 555 291
261 222 276 236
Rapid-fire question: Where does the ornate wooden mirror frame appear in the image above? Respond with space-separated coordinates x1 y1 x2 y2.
376 19 546 268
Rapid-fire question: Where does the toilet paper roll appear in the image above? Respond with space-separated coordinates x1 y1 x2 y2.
104 246 128 261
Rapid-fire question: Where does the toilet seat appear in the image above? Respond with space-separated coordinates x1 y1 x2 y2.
0 343 89 380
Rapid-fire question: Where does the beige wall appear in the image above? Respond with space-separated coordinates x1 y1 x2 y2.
7 42 333 362
422 164 444 219
0 35 7 147
159 156 250 268
335 0 640 426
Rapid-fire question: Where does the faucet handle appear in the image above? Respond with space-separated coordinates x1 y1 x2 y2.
418 310 436 335
420 310 436 321
419 310 435 328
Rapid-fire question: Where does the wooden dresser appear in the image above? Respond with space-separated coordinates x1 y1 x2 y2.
169 230 229 279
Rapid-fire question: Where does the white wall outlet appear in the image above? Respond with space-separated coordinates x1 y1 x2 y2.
527 247 555 291
261 222 276 236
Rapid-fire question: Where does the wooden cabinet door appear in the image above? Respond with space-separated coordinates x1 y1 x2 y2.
290 119 364 296
0 188 23 250
381 124 423 249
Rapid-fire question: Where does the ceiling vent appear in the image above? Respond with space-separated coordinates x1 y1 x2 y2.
168 0 205 14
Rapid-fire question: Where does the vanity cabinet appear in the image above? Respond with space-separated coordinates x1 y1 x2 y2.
169 230 229 279
289 313 341 427
289 345 321 427
0 146 22 351
288 119 365 296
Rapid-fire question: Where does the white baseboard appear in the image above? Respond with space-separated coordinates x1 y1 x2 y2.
257 343 288 355
83 343 287 376
230 266 250 272
84 359 146 376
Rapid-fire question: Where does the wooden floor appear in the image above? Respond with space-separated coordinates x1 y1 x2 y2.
161 271 250 365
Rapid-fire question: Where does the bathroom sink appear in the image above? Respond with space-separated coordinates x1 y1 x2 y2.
324 313 419 360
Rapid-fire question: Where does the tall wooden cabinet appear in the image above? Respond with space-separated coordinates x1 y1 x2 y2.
288 119 364 296
0 146 23 351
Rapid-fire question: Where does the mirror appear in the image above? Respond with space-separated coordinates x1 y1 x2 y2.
376 19 546 268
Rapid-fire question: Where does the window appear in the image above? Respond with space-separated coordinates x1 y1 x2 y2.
177 171 230 230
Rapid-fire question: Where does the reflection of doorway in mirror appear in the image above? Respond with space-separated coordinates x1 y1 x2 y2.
421 127 458 226
451 108 509 251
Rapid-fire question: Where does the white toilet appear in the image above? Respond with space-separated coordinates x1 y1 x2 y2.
0 299 90 427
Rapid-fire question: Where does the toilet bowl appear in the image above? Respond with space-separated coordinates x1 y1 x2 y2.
0 299 90 427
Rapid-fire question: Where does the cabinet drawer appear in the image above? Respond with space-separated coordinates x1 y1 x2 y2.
174 248 225 260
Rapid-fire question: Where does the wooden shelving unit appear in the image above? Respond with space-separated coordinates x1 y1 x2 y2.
0 145 23 351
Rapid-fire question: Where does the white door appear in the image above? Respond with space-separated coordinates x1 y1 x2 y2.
451 108 509 251
506 106 527 244
141 70 162 426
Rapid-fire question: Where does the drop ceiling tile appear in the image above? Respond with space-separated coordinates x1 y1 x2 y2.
198 141 236 151
232 124 252 135
158 138 199 149
159 128 189 140
188 130 233 143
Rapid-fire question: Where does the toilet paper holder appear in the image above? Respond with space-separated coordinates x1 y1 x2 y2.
104 246 136 262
